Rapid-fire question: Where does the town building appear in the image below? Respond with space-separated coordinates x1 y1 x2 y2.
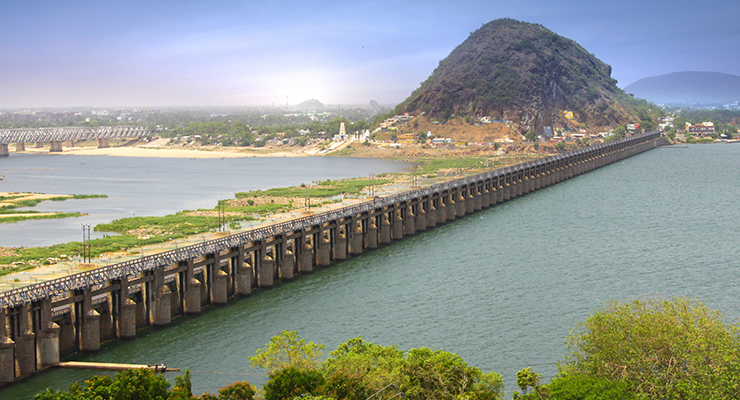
686 122 715 137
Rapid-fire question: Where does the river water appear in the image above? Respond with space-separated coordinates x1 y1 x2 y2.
0 154 410 247
2 144 740 398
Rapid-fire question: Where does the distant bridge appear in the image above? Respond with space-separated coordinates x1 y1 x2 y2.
0 126 150 156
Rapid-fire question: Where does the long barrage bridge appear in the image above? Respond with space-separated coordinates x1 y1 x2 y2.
0 131 663 309
0 125 150 155
0 131 667 384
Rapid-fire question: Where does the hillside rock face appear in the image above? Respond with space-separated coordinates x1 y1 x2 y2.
399 19 641 133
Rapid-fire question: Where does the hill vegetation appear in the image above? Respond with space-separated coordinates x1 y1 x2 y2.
395 19 659 136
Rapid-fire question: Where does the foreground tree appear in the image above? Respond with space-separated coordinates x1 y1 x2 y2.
560 297 740 398
34 368 173 400
248 330 325 374
254 334 503 400
33 368 255 400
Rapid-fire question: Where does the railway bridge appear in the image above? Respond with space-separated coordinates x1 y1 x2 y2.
0 131 667 383
0 126 150 156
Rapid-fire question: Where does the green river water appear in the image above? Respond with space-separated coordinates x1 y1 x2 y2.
3 143 740 398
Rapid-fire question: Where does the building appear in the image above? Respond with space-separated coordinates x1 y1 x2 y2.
396 132 417 144
686 122 715 137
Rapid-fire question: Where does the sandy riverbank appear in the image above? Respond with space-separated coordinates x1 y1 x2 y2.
22 145 307 159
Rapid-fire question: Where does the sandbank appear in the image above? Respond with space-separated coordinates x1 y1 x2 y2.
24 146 308 159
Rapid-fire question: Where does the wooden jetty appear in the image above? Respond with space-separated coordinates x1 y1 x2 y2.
58 361 180 372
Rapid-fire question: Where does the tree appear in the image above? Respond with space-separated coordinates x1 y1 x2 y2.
524 131 538 142
512 367 545 399
263 367 325 400
322 337 405 391
33 368 171 400
210 381 256 400
249 330 325 374
401 347 502 400
256 334 503 400
542 375 636 400
561 297 740 399
611 125 626 138
171 369 193 399
639 120 655 132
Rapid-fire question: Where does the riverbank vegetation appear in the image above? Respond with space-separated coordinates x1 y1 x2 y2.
0 193 106 224
0 177 393 274
0 151 538 275
30 297 740 399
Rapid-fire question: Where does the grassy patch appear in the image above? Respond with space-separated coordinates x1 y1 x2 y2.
0 193 107 223
0 212 85 223
235 178 391 199
686 137 715 144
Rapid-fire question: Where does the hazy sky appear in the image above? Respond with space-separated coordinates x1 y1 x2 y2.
2 0 738 108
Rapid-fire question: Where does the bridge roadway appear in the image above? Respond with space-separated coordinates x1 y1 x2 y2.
0 126 150 156
0 131 666 383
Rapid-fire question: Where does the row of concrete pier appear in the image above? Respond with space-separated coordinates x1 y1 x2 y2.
0 131 666 383
0 126 149 156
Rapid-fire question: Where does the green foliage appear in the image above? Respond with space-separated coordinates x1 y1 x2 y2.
543 375 636 400
249 330 325 374
322 337 405 390
33 368 254 400
33 368 171 400
321 371 373 400
401 347 496 400
513 367 545 398
686 137 715 144
611 125 626 138
561 297 740 399
524 131 538 142
236 179 390 200
198 381 256 400
0 194 106 223
257 334 503 400
171 369 193 399
0 212 84 224
263 367 325 400
639 120 656 132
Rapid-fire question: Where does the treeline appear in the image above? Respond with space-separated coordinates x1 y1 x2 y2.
158 117 375 147
0 107 388 133
671 109 740 137
32 297 740 400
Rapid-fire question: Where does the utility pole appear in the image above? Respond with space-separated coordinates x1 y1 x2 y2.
81 224 91 263
369 173 375 197
218 200 226 231
305 180 321 212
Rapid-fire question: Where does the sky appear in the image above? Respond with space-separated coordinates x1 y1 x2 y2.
1 0 738 108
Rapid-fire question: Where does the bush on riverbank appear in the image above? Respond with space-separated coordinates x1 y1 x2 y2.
235 178 392 200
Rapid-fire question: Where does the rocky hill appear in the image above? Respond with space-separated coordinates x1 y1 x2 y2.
624 72 740 107
294 98 325 111
396 19 653 135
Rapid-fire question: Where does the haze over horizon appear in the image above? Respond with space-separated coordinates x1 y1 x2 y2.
2 0 738 109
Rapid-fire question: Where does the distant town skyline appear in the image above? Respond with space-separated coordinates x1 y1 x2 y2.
1 0 738 108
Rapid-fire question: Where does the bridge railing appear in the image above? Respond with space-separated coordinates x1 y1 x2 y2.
0 126 149 144
0 131 661 308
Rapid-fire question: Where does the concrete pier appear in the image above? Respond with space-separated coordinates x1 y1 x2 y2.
49 141 63 152
0 309 15 382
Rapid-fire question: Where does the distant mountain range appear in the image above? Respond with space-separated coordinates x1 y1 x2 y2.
624 72 740 107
